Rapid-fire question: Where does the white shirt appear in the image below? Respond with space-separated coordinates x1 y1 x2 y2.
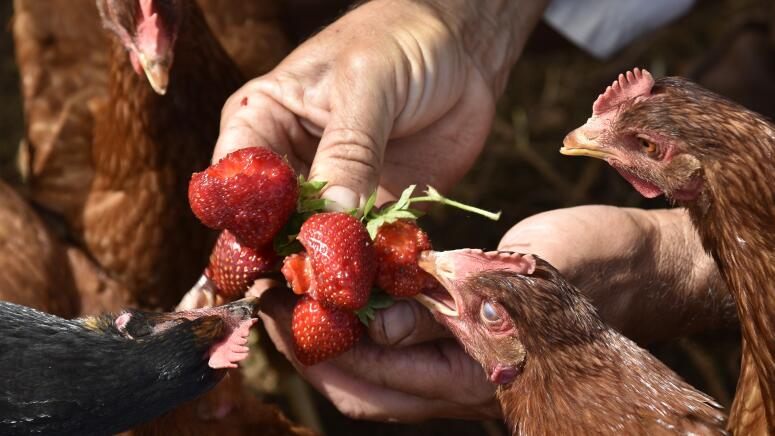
544 0 696 58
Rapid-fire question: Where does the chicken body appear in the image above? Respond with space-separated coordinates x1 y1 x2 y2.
0 298 257 436
417 249 728 435
561 69 775 434
85 0 244 310
12 0 287 235
13 0 289 314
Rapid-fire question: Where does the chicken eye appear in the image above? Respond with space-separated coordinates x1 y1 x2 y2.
639 138 658 156
480 301 501 324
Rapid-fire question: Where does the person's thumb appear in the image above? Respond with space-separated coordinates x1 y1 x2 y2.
309 57 396 210
368 300 452 347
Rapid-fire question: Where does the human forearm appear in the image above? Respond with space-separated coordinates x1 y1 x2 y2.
644 208 736 337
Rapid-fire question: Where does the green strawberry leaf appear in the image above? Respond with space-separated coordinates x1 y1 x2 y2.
392 184 416 211
273 210 311 255
272 177 330 256
354 289 396 326
298 175 327 198
365 216 385 239
299 198 329 213
362 190 378 220
368 291 395 310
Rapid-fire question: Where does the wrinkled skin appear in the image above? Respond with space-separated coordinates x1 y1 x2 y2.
213 0 548 210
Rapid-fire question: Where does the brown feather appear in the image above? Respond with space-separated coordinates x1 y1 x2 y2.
616 77 775 434
435 257 727 435
566 74 775 434
85 0 243 310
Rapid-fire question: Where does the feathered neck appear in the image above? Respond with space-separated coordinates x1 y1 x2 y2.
685 113 775 433
96 0 242 178
496 329 725 435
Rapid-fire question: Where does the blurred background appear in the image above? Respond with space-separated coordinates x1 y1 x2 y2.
1 0 773 434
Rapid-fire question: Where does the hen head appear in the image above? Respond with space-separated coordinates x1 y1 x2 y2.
416 249 603 386
560 68 752 204
114 296 258 370
96 0 183 94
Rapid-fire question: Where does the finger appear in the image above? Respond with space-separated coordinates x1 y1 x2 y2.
330 338 496 406
303 361 497 421
256 286 494 407
213 85 315 171
252 288 448 420
368 299 452 347
245 278 282 300
309 53 397 210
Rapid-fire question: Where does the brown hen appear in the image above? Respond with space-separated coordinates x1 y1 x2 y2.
12 0 107 234
0 180 79 316
416 249 727 435
85 0 245 310
13 0 289 312
561 68 775 434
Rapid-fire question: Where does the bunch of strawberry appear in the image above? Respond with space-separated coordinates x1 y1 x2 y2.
189 147 499 365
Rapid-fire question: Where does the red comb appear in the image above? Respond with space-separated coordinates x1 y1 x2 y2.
592 68 654 115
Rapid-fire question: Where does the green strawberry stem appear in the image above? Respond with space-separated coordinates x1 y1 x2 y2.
408 187 501 221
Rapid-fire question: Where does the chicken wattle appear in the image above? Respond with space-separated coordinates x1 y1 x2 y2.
561 68 775 434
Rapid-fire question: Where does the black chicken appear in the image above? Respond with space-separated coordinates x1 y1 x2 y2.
0 297 258 435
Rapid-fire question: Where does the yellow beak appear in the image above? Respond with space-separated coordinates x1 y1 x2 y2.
559 129 615 160
137 52 170 96
414 251 460 317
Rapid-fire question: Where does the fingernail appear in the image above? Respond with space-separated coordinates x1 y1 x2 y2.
372 301 415 346
322 185 360 211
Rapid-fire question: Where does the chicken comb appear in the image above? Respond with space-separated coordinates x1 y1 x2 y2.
592 68 654 115
453 249 537 276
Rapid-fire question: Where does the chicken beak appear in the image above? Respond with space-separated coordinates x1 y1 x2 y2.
137 51 171 95
416 251 460 317
560 128 615 160
224 296 261 320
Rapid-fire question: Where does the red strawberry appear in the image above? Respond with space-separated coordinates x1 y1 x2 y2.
281 253 314 295
373 220 438 297
284 212 377 310
188 147 298 248
205 230 278 299
291 296 365 365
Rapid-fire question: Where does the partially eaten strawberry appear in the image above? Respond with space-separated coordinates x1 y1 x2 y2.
280 253 314 295
291 296 365 365
285 212 377 310
373 220 438 297
204 230 278 299
188 147 298 248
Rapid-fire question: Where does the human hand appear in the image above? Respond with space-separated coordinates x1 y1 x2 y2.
214 0 547 208
499 205 736 343
252 282 501 422
253 205 735 423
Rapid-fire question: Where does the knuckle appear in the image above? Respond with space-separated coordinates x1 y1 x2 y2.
316 128 382 173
